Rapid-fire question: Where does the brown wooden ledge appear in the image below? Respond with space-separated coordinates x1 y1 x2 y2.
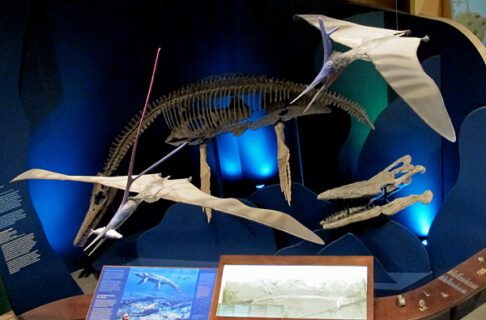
375 248 486 320
17 248 486 320
18 294 92 320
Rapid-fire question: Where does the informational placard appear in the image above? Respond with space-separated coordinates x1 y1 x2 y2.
87 266 217 320
210 256 374 320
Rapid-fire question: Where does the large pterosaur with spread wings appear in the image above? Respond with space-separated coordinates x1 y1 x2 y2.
11 169 324 254
293 15 456 142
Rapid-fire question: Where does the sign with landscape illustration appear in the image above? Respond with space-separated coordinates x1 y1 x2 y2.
210 256 374 320
87 266 217 320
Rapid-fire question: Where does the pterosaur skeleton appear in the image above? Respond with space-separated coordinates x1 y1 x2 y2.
293 15 456 142
317 155 433 229
12 169 324 252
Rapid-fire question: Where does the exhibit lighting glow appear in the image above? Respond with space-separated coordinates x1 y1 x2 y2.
398 203 438 237
370 151 442 238
238 125 277 179
215 133 243 179
394 173 441 238
29 180 88 254
422 239 428 246
256 184 265 189
217 126 277 180
414 208 435 236
29 106 95 256
215 95 277 181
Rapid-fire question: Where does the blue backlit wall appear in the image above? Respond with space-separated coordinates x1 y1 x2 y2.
237 125 277 180
215 133 243 179
356 57 444 238
28 105 98 255
24 2 156 260
214 95 277 182
216 127 277 181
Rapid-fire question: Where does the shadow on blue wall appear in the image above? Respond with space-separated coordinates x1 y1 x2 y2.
356 56 444 237
428 106 486 275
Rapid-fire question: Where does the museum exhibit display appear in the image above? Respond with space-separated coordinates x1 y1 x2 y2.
1 0 485 319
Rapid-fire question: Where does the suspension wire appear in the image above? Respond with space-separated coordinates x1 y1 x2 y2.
395 0 399 30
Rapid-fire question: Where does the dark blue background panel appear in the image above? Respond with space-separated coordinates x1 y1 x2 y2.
355 221 433 291
275 229 327 256
356 56 444 238
316 234 395 285
356 221 431 273
0 1 81 313
249 183 333 246
135 202 276 263
428 106 486 275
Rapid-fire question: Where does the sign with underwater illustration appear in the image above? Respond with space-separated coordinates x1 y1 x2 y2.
87 266 217 320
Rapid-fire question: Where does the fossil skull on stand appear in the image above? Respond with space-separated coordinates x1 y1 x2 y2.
318 155 433 229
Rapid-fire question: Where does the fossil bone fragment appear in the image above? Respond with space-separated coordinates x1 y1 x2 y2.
199 143 212 220
318 155 424 204
75 75 372 247
11 169 324 248
317 155 430 228
275 122 292 205
320 190 433 229
293 15 456 142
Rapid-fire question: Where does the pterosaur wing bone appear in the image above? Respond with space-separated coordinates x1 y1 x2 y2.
295 14 402 48
12 169 324 245
11 169 160 193
366 37 456 142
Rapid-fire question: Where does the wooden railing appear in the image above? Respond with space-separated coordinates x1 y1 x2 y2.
17 248 486 320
